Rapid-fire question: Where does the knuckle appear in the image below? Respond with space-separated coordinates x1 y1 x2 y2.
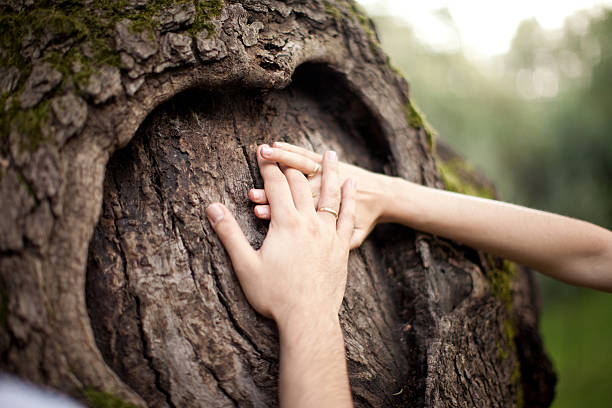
216 221 233 238
304 157 316 169
307 221 321 235
324 182 339 197
285 215 303 230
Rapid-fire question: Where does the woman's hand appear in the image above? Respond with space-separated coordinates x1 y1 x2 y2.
206 145 356 326
248 142 388 249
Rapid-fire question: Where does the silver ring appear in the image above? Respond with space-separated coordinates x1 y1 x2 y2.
307 163 321 178
318 207 338 219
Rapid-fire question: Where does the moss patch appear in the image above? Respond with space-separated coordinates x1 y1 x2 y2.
346 1 379 51
486 256 524 406
323 0 342 21
402 99 424 128
82 388 137 408
0 0 224 153
488 259 516 309
0 0 213 79
350 4 373 32
322 0 382 56
436 158 495 199
403 99 435 149
14 101 51 152
1 96 52 154
190 0 224 36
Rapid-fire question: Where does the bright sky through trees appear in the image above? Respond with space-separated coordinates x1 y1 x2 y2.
356 0 612 58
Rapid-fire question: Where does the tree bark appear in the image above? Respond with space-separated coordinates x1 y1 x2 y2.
0 1 555 407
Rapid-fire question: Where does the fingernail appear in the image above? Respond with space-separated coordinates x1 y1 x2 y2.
273 141 284 147
261 145 273 158
206 203 225 224
326 150 337 162
255 206 269 217
251 189 263 200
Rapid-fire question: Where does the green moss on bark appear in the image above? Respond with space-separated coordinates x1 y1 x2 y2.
322 0 382 56
82 388 137 408
190 0 224 36
489 259 516 308
0 0 224 153
402 99 435 149
323 0 342 21
436 158 495 199
0 0 225 81
12 101 51 152
346 1 380 53
486 256 524 407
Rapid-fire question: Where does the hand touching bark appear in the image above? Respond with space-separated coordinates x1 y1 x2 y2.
249 142 386 249
246 143 612 292
206 146 356 324
206 145 356 408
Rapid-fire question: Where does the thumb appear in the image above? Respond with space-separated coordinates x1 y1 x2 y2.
206 203 257 275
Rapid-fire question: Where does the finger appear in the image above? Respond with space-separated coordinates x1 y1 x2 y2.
281 166 316 213
254 205 271 219
206 203 258 274
349 230 366 250
258 145 296 216
248 188 268 204
337 178 357 241
260 146 321 177
317 151 340 222
272 141 323 162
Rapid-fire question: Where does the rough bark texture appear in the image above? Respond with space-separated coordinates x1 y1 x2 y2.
0 1 555 407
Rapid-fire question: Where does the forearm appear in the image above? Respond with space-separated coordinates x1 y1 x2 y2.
277 314 353 408
379 176 612 292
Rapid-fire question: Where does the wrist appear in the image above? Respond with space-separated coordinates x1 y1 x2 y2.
277 312 344 371
378 175 403 223
277 309 341 340
361 171 394 226
378 176 422 226
277 309 342 357
277 311 350 407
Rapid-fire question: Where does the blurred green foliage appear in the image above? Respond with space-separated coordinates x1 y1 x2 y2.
367 6 612 407
539 276 612 408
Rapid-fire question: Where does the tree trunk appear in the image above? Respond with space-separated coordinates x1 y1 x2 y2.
0 1 555 407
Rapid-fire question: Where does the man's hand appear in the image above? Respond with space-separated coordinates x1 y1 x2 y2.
206 145 356 408
206 145 356 325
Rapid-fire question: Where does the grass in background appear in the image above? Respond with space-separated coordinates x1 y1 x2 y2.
539 277 612 408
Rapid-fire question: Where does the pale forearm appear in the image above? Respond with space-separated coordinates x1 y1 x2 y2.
278 315 353 408
257 143 612 291
379 176 612 292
